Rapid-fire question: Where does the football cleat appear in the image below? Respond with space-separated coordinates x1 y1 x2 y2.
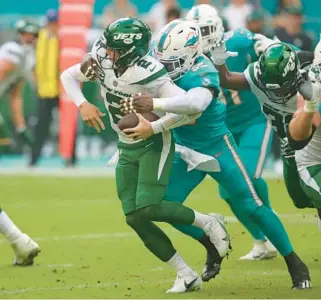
203 214 230 258
239 240 277 261
286 252 311 290
11 233 40 266
166 272 201 293
201 254 222 282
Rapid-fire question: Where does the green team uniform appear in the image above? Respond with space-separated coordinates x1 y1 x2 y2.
295 104 321 209
244 61 314 208
91 40 175 215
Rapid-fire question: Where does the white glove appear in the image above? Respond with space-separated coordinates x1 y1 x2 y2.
298 69 321 112
313 33 321 65
209 42 238 65
253 34 280 56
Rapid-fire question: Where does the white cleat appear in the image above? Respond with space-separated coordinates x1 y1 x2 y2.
11 233 40 266
318 217 321 234
239 240 277 261
166 272 201 293
203 214 230 257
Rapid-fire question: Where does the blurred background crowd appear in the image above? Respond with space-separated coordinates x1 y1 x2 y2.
0 0 320 172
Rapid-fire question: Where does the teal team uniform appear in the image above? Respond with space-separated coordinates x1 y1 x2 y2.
217 29 274 241
163 55 293 257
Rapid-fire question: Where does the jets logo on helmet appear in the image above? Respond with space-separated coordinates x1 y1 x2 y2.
282 52 296 77
113 33 143 45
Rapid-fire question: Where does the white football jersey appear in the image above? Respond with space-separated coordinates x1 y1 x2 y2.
296 125 321 169
0 41 35 98
91 40 173 144
244 62 299 140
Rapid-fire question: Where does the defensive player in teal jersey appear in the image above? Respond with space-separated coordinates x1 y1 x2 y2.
120 20 311 290
186 4 276 260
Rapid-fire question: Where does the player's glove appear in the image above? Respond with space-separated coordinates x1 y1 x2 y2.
313 33 321 65
17 127 33 146
209 41 238 65
297 67 321 112
253 34 280 56
80 54 99 81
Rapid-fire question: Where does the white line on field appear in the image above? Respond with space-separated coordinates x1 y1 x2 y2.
0 214 318 246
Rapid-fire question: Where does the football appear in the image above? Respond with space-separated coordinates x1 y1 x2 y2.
117 112 159 132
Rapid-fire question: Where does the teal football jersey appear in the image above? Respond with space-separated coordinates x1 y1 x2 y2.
220 28 266 134
173 55 228 151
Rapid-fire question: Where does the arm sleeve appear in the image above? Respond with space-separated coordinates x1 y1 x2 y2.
153 83 213 114
151 113 200 134
60 63 89 107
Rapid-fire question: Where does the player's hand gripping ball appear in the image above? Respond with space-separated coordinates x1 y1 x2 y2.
120 93 154 114
80 54 99 81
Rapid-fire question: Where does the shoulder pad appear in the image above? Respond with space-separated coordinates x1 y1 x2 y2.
178 55 219 92
129 56 167 85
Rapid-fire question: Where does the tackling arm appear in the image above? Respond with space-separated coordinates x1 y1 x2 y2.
153 80 214 114
215 64 250 90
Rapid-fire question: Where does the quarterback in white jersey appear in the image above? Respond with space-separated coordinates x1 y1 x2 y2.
0 20 39 149
0 20 40 266
61 17 230 293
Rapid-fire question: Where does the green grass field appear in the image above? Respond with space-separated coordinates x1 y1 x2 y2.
0 176 320 299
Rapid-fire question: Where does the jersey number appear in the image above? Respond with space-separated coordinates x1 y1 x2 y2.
219 88 242 105
262 105 292 138
105 92 123 124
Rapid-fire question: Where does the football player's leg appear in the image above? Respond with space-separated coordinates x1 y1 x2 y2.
135 133 229 260
118 134 201 293
210 133 310 289
0 113 11 154
298 165 321 233
163 155 224 281
164 153 206 240
230 122 276 259
283 156 315 208
0 207 40 265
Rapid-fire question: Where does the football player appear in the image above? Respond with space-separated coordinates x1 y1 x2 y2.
61 17 230 293
119 19 311 290
186 4 277 261
0 19 40 266
0 19 38 152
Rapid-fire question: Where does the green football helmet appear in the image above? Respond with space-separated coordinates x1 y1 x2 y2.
15 19 40 36
99 17 152 69
256 43 300 104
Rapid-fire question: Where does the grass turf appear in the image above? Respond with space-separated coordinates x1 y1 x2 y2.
0 176 320 298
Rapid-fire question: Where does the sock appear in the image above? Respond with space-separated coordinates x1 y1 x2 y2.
167 252 193 276
0 210 23 243
192 211 213 229
171 223 205 240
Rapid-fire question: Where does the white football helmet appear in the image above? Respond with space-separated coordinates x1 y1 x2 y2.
186 4 224 53
153 20 202 80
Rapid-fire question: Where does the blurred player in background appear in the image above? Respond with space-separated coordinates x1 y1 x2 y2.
186 4 277 260
0 20 38 154
0 19 40 266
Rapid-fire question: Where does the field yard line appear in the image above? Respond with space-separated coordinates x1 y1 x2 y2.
0 214 318 245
